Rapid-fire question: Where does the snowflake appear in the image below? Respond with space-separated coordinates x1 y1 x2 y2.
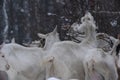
110 20 117 27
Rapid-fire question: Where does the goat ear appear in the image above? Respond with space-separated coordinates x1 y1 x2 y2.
52 26 58 34
48 56 55 63
37 33 46 39
0 42 5 49
0 45 3 49
81 17 85 23
11 38 15 43
96 33 104 39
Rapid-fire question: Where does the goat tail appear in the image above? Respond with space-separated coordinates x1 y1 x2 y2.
45 56 55 79
84 59 104 80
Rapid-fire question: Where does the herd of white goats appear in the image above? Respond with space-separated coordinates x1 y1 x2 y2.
0 12 120 80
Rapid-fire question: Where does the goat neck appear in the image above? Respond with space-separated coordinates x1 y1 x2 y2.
79 21 97 48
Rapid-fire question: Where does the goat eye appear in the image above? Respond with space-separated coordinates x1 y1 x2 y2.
2 55 5 58
88 18 90 20
46 34 49 36
83 19 85 21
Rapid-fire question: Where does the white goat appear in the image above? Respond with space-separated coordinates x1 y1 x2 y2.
70 23 117 52
47 77 78 80
47 77 61 80
0 43 46 80
47 77 79 80
83 39 120 80
37 26 60 50
44 12 97 80
0 27 60 80
96 33 117 52
24 26 60 49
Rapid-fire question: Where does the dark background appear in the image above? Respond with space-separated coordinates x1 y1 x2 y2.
0 0 120 45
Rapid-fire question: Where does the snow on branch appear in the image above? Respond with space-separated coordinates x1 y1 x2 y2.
92 11 120 15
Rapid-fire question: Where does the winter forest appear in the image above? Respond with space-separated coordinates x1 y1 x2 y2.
0 0 120 45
